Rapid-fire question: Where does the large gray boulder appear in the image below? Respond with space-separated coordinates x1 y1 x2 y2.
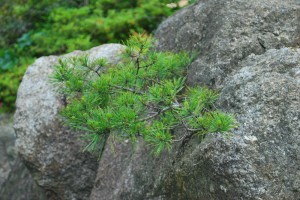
90 0 300 199
90 49 300 200
13 0 300 199
215 48 300 199
163 48 300 199
0 114 15 189
156 0 300 88
14 44 125 200
0 158 47 200
0 114 46 200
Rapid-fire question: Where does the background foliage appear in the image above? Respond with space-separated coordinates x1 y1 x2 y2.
0 0 189 112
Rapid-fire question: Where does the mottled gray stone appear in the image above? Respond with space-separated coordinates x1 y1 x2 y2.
0 158 47 200
214 48 300 199
90 49 300 200
14 44 125 200
163 48 300 200
156 0 300 89
0 114 46 200
13 0 300 199
90 137 173 200
0 114 15 189
90 0 300 199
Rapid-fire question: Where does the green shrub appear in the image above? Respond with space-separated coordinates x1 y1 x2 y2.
0 58 33 112
0 0 78 48
29 0 180 56
52 34 237 155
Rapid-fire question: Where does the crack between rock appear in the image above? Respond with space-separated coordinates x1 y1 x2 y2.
257 37 266 50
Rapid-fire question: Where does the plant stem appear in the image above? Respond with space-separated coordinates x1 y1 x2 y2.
138 106 171 122
110 84 144 95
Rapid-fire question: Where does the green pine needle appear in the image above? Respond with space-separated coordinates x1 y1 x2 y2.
52 34 237 155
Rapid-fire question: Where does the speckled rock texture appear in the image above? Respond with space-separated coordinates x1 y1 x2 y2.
90 49 300 200
215 48 300 199
0 158 47 200
161 48 300 200
90 0 300 199
0 114 46 200
0 114 15 189
156 0 300 88
14 44 125 200
14 0 300 199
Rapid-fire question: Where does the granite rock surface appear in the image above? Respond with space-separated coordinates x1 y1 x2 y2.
13 0 300 199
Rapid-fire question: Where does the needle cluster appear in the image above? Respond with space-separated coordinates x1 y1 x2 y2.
52 34 237 155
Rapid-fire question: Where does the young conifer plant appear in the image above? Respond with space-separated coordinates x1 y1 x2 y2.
52 34 237 155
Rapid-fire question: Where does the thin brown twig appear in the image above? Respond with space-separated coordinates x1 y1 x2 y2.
83 64 101 77
169 110 202 142
138 106 171 122
110 85 144 95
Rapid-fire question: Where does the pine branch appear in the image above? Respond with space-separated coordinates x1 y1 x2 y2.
134 37 148 83
110 84 144 95
170 110 202 142
52 34 236 156
138 106 171 122
83 64 101 77
141 60 156 69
